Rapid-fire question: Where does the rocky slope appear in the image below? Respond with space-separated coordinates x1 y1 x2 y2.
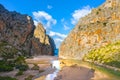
0 4 55 56
59 0 120 67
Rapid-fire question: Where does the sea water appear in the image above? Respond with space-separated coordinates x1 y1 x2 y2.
54 49 58 56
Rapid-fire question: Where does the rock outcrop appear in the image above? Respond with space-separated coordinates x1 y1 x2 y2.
0 4 55 56
31 23 55 55
59 0 120 60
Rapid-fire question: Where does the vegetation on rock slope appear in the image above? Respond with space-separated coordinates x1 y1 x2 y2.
0 41 28 72
84 40 120 68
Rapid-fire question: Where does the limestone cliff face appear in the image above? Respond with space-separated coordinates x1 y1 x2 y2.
0 4 55 56
31 23 55 55
59 0 120 60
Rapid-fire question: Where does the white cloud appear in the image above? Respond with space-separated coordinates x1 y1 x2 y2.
64 25 70 30
33 11 57 30
49 31 67 39
55 38 63 42
49 31 67 48
47 5 52 9
71 5 92 25
53 38 63 48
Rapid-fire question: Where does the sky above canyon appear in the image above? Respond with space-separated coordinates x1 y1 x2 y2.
0 0 105 48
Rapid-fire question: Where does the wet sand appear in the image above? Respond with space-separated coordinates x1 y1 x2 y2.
54 66 95 80
55 59 118 80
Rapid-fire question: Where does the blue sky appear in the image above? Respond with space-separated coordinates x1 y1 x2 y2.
0 0 105 48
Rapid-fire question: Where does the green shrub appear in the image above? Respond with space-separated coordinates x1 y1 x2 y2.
25 75 34 80
39 70 44 73
96 11 99 14
0 60 5 65
31 64 39 70
103 22 107 26
7 61 15 67
15 56 28 71
0 76 17 80
0 65 13 72
15 70 23 76
15 64 28 71
105 61 120 68
15 56 25 63
1 52 15 59
98 8 101 11
0 60 14 72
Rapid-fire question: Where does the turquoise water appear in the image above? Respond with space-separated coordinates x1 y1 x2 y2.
54 49 58 56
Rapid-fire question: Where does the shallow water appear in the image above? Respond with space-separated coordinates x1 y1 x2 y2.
45 70 59 80
45 59 120 80
45 60 60 80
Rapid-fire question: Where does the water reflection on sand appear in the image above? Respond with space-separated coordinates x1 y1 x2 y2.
45 70 59 80
46 59 120 80
34 59 120 80
45 60 60 80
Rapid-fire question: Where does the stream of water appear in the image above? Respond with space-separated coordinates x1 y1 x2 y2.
45 59 120 80
45 60 60 80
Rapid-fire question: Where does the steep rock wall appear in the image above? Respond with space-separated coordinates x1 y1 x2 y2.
0 4 55 56
59 0 120 60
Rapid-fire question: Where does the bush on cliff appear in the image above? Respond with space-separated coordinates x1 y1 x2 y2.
84 41 120 68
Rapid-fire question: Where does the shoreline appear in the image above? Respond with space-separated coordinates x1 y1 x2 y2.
0 56 120 80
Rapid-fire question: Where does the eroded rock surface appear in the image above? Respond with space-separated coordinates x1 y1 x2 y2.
0 4 55 56
59 0 120 59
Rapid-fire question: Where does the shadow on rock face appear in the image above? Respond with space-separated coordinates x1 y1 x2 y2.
0 4 55 57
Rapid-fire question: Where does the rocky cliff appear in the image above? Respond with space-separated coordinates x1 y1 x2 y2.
31 23 55 55
59 0 120 66
0 4 55 56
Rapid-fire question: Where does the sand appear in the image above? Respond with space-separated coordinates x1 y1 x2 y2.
54 66 95 80
0 56 118 80
0 56 58 80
